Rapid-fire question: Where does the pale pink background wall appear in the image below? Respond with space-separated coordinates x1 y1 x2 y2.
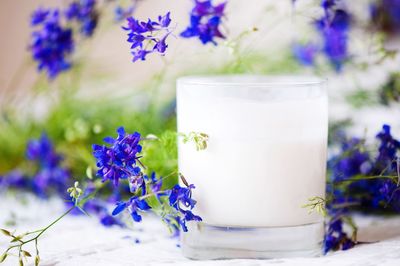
0 0 299 105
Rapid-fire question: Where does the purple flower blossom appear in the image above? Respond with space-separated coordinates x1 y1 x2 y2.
31 7 50 25
123 12 172 62
181 0 226 45
1 134 71 198
30 8 74 79
169 184 202 231
375 124 400 171
27 133 63 168
315 1 351 71
324 216 355 253
27 134 70 197
328 137 371 181
92 127 142 186
112 196 151 222
292 43 319 66
65 0 99 37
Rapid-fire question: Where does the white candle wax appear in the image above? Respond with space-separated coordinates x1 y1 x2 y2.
177 75 328 227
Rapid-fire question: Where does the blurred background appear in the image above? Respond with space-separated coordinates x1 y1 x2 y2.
1 1 400 262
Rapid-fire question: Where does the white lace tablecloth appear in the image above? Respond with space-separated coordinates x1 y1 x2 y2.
1 195 400 266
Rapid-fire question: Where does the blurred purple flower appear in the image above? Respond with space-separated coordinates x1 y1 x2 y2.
65 0 99 37
315 1 351 71
30 8 74 79
292 43 319 66
181 0 226 45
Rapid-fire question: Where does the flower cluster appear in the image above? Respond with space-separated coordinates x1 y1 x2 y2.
65 0 99 37
325 124 400 252
30 8 74 79
92 127 201 232
27 134 71 197
180 0 226 45
324 216 355 253
93 127 142 186
315 0 351 71
0 134 70 197
329 125 400 210
122 12 172 62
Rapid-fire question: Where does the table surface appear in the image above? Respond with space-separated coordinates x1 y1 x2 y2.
1 195 400 266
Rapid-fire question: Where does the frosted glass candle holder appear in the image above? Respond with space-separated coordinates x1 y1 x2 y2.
176 75 328 259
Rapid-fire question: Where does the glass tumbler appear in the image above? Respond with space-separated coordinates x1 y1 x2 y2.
176 75 328 259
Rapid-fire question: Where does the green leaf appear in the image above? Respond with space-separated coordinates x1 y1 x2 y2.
0 253 7 263
35 255 40 266
21 250 32 257
0 229 11 237
19 257 24 266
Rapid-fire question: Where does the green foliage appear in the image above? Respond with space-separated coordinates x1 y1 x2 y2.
379 72 400 105
141 130 178 188
346 90 378 109
0 96 176 181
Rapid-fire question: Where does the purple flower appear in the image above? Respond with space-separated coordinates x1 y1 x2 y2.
30 9 74 79
180 0 226 45
169 184 202 231
65 0 99 37
31 7 50 25
123 12 172 62
0 171 30 191
112 196 151 222
92 127 143 186
292 43 319 66
315 1 351 71
27 133 63 168
329 137 371 181
145 172 163 194
375 124 400 171
27 134 71 197
324 216 355 253
1 134 71 198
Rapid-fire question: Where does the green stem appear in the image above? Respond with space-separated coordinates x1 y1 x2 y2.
330 175 397 184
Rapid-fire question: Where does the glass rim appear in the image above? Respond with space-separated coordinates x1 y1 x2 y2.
177 75 327 87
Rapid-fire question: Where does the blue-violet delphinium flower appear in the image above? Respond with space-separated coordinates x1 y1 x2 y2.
30 8 74 79
324 216 355 253
328 124 400 212
92 127 201 232
0 134 71 198
315 0 351 71
168 183 202 231
122 12 172 62
92 127 142 186
292 43 319 66
26 133 71 197
181 0 226 45
65 0 99 37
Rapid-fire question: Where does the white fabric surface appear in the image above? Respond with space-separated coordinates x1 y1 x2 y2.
1 195 400 266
